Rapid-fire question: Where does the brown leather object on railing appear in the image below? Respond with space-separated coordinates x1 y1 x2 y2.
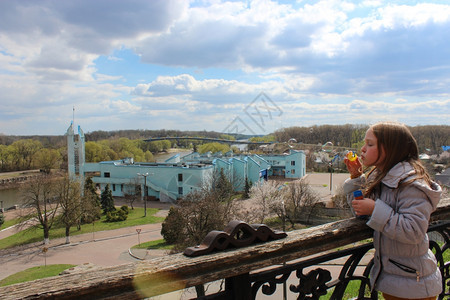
184 220 287 257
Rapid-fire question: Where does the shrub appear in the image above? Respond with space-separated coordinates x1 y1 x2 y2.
105 206 129 222
161 207 184 245
119 205 129 215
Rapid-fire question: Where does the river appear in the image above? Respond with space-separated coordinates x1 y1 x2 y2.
0 187 20 211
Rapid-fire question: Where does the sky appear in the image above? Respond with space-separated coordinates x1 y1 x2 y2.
1 0 449 136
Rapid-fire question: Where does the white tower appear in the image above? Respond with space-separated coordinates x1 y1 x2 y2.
66 122 85 184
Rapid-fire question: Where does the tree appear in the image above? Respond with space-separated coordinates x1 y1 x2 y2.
10 139 42 170
281 180 320 226
243 177 252 199
100 184 115 214
56 176 82 244
198 142 230 154
34 148 61 174
249 179 320 229
249 180 283 223
161 207 184 244
0 213 4 227
161 190 232 252
161 171 237 252
0 144 12 171
219 134 234 140
144 150 154 162
20 174 60 244
123 177 141 210
80 177 102 226
212 168 234 201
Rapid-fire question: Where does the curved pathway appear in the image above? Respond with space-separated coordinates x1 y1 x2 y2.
0 221 168 281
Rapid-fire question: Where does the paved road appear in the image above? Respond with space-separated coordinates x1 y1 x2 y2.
0 222 167 281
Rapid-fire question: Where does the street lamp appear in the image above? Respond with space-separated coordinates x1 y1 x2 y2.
137 173 148 217
322 142 334 194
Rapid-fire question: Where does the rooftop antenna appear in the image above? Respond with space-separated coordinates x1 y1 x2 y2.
72 106 75 126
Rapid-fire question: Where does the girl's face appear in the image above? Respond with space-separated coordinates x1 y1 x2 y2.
361 128 385 169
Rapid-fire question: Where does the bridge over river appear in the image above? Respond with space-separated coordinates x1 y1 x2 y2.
143 136 274 145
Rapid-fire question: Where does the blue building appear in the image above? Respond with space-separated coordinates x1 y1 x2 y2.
67 124 306 203
262 151 306 179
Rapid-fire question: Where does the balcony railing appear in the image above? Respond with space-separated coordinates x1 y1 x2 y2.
0 197 448 300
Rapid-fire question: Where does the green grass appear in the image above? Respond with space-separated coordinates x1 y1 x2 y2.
132 238 173 250
433 241 449 263
0 217 21 230
0 207 165 250
0 264 75 287
320 280 380 299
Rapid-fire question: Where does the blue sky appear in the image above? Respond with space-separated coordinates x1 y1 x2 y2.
0 0 449 136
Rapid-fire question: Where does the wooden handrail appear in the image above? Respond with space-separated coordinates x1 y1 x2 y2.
0 197 449 299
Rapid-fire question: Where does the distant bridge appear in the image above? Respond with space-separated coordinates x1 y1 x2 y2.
143 136 273 145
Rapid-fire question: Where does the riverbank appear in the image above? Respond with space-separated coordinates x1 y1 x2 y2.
0 170 42 190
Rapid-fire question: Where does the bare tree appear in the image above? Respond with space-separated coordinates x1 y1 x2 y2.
56 176 82 244
161 169 237 252
123 177 141 210
249 179 321 229
331 185 350 209
281 179 320 226
249 180 283 223
20 174 60 245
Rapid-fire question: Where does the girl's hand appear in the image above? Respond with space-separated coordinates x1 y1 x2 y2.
352 198 375 216
344 157 363 179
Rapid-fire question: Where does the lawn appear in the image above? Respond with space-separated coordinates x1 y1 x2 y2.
131 238 173 250
0 217 21 230
0 264 75 287
0 207 165 250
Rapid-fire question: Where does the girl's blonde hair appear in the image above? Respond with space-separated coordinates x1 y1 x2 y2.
365 122 431 197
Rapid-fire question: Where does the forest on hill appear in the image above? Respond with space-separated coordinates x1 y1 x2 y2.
0 124 448 173
1 124 449 153
274 124 449 154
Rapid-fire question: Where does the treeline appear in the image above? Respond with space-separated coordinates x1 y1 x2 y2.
84 138 166 163
0 139 65 173
1 124 448 172
0 129 241 150
274 124 450 154
86 129 240 142
0 138 172 172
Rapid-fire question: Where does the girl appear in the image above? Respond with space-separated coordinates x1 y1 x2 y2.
343 122 442 300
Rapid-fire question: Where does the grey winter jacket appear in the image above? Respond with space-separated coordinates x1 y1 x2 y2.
343 162 442 299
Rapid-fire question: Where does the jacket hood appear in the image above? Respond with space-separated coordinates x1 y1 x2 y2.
382 162 442 210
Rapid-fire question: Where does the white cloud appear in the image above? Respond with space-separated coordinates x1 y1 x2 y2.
0 0 449 135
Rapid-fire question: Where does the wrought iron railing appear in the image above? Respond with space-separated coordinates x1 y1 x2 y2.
0 198 448 300
247 220 448 300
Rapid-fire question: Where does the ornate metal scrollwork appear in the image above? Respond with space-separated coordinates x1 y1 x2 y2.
290 268 332 299
192 220 449 299
184 220 287 257
428 221 449 300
